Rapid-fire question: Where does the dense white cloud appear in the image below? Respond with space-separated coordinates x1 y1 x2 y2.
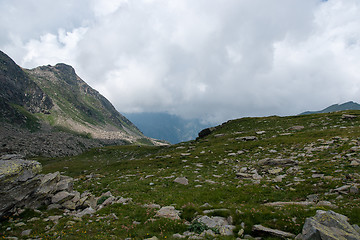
1 0 360 124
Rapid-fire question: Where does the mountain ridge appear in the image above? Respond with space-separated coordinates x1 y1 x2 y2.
300 101 360 115
0 50 164 156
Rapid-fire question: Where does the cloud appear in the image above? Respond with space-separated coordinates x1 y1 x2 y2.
1 0 360 124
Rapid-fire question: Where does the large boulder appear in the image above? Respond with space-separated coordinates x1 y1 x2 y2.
0 155 42 218
299 210 360 240
0 155 98 218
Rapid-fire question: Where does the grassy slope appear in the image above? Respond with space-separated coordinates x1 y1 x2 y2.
1 111 360 239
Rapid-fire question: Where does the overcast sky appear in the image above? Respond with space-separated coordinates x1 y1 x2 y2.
1 0 360 124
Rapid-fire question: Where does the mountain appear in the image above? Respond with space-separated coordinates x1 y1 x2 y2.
300 101 360 115
0 50 163 156
124 112 211 144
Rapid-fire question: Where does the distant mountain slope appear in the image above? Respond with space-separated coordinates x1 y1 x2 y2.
300 101 360 115
26 63 143 141
0 50 163 152
125 112 211 144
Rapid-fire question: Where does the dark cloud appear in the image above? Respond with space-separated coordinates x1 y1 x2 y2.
1 0 360 124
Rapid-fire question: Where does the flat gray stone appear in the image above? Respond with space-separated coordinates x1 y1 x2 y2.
156 206 180 220
51 191 75 204
174 177 189 185
253 224 295 238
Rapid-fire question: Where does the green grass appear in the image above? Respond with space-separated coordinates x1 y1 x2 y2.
11 104 41 131
2 110 360 239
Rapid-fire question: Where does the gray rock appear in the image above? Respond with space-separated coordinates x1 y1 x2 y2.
144 236 159 240
52 191 75 204
300 210 360 240
258 158 296 166
0 159 42 218
173 233 185 238
342 114 357 119
307 194 319 202
197 215 228 229
143 203 161 209
236 136 258 141
252 224 295 239
36 172 61 195
350 186 359 194
55 176 73 192
200 229 216 237
21 229 32 236
75 207 96 218
101 196 116 207
219 225 236 236
290 125 305 131
174 177 189 185
155 206 181 220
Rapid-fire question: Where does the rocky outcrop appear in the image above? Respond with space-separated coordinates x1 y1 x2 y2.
197 127 216 139
0 155 42 217
298 210 360 240
0 155 124 219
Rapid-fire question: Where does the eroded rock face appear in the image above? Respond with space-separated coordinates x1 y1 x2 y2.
0 155 42 217
300 210 360 240
0 155 101 219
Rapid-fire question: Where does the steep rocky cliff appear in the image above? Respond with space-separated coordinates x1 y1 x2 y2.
0 51 52 128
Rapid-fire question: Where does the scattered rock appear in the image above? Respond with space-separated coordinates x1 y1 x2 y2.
350 160 360 166
236 136 258 141
173 233 186 238
289 126 304 131
200 229 216 237
75 207 96 218
219 225 236 236
143 203 161 209
174 177 189 185
268 167 283 174
144 236 159 240
306 194 319 202
342 114 357 120
253 224 295 239
350 186 359 194
197 215 229 229
155 206 180 220
21 229 32 236
258 158 296 166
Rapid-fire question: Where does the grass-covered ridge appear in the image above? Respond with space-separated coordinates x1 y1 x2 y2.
1 111 360 239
